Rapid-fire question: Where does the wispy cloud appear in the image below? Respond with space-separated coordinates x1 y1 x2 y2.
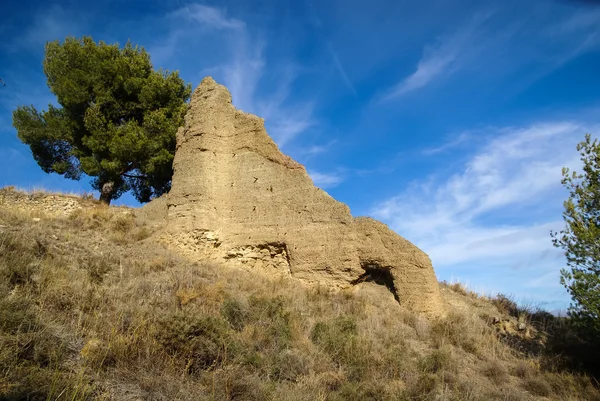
421 131 473 155
372 121 598 307
381 6 600 102
308 170 344 188
0 147 25 162
299 140 338 158
17 5 85 52
327 42 357 96
147 3 317 148
383 13 492 100
172 4 245 31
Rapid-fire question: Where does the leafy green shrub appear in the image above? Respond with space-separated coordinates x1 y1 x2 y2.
155 311 235 373
221 298 248 331
380 342 412 380
310 316 358 363
310 316 373 381
247 295 294 351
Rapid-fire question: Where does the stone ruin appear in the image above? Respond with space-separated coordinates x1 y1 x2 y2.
140 77 445 314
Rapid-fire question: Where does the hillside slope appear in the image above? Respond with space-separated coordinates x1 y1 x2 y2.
1 189 598 400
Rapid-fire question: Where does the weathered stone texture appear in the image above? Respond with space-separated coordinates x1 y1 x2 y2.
144 77 445 314
0 187 89 217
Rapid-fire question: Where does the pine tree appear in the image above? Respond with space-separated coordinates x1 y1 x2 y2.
552 134 600 342
13 36 191 204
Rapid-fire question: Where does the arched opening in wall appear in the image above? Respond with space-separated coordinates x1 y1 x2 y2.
351 261 400 303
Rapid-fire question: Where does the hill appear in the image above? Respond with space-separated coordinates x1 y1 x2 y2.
0 187 598 400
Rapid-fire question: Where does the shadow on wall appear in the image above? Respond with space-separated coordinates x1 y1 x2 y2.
351 262 400 303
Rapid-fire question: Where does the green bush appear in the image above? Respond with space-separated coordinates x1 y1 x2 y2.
78 254 117 284
310 316 373 381
247 295 294 351
155 311 235 373
221 298 248 331
310 316 358 363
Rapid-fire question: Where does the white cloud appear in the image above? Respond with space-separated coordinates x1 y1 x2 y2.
299 140 338 158
0 147 25 162
18 5 85 52
157 3 315 148
171 4 245 31
308 170 344 188
421 131 473 155
382 7 600 101
372 121 599 307
383 13 491 100
327 42 357 96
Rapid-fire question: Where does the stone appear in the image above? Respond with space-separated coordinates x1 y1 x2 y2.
141 77 445 314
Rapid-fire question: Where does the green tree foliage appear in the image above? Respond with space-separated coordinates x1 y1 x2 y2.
12 36 191 204
552 134 600 342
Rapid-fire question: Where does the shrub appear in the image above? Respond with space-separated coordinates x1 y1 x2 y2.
221 298 248 331
246 295 294 351
523 376 552 397
405 373 439 400
271 348 310 382
310 316 358 363
0 232 45 288
511 361 534 378
110 213 136 233
329 381 390 401
483 360 509 385
78 254 116 284
310 316 373 381
491 294 519 317
430 313 480 354
0 297 81 401
155 311 235 374
419 347 454 374
0 297 39 335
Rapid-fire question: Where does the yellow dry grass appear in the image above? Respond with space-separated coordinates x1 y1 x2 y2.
0 192 598 400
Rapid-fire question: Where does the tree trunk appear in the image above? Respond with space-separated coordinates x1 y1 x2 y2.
99 181 115 205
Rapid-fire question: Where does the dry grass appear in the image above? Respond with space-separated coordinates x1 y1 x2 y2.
0 199 599 400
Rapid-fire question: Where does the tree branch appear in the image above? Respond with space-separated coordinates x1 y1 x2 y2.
121 173 148 180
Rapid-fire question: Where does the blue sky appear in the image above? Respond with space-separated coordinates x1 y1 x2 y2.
1 0 600 311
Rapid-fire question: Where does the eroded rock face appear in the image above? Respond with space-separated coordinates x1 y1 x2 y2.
143 77 445 314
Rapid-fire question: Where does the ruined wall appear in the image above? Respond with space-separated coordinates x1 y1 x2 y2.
144 77 445 314
0 187 92 217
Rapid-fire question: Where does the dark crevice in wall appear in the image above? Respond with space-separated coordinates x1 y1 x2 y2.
351 262 400 303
